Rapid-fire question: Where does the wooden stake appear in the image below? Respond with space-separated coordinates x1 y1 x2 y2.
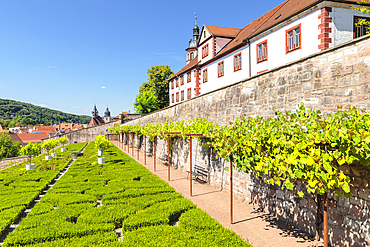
324 192 328 247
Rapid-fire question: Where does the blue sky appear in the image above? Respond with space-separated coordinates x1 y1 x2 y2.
0 0 284 117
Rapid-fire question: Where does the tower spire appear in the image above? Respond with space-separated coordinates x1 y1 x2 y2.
193 12 199 42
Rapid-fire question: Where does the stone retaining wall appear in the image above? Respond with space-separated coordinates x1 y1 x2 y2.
0 156 29 170
118 35 370 246
43 120 119 145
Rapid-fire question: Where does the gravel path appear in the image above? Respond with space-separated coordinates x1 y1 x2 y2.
112 141 324 247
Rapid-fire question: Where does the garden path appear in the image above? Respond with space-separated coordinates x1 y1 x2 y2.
112 141 324 247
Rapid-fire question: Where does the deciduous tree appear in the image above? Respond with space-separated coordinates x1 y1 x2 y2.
134 91 159 115
137 65 174 111
0 133 21 159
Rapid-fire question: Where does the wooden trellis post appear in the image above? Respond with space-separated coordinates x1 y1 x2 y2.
230 159 233 224
167 134 170 181
144 136 146 165
154 136 156 172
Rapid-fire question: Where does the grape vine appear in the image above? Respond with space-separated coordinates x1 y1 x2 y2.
109 104 370 198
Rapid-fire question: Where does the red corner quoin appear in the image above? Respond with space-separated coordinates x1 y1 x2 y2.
194 68 201 96
318 7 332 51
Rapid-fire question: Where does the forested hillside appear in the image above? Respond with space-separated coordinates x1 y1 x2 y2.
0 98 90 128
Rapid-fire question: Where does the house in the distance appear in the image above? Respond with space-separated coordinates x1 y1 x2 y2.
112 111 141 123
11 125 57 145
169 0 370 105
54 123 84 132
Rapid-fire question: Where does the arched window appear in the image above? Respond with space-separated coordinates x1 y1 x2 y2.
190 52 194 60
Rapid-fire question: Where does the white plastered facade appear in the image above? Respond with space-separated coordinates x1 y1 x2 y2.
169 3 370 106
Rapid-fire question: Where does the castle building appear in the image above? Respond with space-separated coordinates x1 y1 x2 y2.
169 0 370 106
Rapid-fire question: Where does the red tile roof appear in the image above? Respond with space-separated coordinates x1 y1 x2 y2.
73 124 84 130
204 25 240 38
169 56 199 80
33 126 56 133
88 116 105 127
217 0 362 57
17 132 49 144
9 133 25 146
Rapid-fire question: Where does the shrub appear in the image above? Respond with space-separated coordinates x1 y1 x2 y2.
41 193 97 207
20 142 41 165
3 222 114 246
94 135 111 155
25 231 119 247
58 137 68 147
77 204 136 227
27 203 54 217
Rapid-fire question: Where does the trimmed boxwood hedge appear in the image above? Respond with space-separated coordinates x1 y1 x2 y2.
0 143 86 239
2 142 251 247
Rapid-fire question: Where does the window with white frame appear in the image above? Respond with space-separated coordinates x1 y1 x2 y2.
187 88 191 99
286 25 301 53
257 41 267 63
234 53 242 71
218 61 224 77
203 69 208 83
202 44 209 58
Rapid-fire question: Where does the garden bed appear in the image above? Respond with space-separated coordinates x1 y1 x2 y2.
0 143 86 238
3 142 251 246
